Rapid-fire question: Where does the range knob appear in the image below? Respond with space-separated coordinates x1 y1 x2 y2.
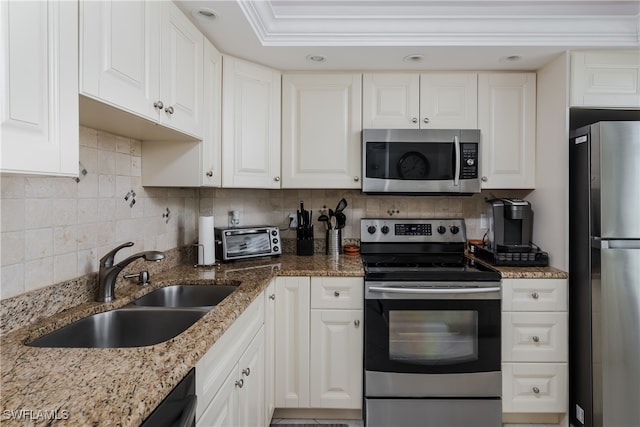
450 225 460 234
381 225 390 234
437 226 446 234
367 225 377 234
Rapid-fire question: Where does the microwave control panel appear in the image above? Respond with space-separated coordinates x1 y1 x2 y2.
461 143 478 179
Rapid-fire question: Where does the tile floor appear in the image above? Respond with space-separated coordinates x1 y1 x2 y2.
270 419 363 426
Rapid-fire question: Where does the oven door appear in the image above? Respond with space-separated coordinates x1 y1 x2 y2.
364 281 501 397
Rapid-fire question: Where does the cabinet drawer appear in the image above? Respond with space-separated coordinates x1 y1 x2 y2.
311 277 363 310
502 312 567 362
502 279 567 312
502 363 568 413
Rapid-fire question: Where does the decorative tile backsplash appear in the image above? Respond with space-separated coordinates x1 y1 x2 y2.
1 126 528 301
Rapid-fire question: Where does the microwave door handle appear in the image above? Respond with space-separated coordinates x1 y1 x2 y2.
453 135 461 186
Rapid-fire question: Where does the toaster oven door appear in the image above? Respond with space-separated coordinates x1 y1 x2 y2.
223 229 273 260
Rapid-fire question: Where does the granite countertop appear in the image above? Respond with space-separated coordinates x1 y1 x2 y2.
0 252 566 426
0 254 363 426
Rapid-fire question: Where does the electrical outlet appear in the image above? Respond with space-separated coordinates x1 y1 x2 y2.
480 213 488 229
288 213 298 229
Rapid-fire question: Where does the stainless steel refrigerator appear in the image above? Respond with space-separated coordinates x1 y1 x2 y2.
569 121 640 427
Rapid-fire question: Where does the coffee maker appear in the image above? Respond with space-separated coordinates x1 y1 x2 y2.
474 198 549 266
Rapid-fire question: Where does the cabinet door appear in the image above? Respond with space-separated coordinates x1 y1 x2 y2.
275 277 310 408
80 0 160 121
478 73 536 189
201 40 223 187
1 0 78 176
571 50 640 108
198 367 239 427
264 281 276 424
159 1 203 138
281 73 362 188
420 73 478 129
362 73 420 129
309 309 363 409
237 327 265 427
222 56 281 188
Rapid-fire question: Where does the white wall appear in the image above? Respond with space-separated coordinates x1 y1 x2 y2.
529 52 570 270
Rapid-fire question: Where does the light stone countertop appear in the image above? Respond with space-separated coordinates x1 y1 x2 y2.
0 252 566 426
0 254 363 426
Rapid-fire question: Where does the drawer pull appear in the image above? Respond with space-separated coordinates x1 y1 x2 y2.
354 319 360 327
235 379 244 388
334 291 340 297
531 292 539 300
242 368 251 377
532 386 540 394
269 294 275 300
532 336 540 343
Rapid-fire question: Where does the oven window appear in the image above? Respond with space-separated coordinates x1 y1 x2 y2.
226 233 270 257
389 310 478 365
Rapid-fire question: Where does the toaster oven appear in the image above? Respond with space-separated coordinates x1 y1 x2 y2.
214 226 281 262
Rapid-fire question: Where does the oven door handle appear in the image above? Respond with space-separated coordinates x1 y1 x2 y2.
368 286 501 295
453 135 461 187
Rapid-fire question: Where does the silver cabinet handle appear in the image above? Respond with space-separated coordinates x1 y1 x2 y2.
532 386 540 394
274 176 280 182
206 171 213 177
269 294 275 300
411 117 418 123
242 368 250 377
354 176 360 182
334 291 340 297
354 319 360 327
153 100 164 110
423 117 429 124
531 292 539 299
532 336 540 343
165 106 174 115
481 176 488 182
235 379 244 388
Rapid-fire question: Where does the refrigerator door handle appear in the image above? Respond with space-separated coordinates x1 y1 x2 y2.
601 240 640 250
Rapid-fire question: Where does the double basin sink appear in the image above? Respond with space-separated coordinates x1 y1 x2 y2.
28 284 238 348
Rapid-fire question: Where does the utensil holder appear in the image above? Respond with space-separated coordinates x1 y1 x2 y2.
297 239 314 256
326 229 342 256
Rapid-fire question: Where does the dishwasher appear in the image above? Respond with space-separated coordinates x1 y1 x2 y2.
141 368 197 427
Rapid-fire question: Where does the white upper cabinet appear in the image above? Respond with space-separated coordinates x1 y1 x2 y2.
281 73 362 188
222 56 281 189
363 73 477 129
1 0 79 176
478 72 536 189
80 0 203 140
571 50 640 108
142 40 222 187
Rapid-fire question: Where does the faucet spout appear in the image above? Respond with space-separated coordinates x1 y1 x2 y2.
97 243 165 302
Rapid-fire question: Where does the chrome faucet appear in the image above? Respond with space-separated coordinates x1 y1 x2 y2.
97 242 165 302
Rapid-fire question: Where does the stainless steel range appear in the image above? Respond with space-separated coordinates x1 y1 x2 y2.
361 218 502 427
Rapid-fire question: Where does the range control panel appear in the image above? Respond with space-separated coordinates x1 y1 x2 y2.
360 218 467 244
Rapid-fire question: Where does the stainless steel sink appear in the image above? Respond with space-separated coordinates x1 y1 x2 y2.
27 307 207 348
132 284 238 308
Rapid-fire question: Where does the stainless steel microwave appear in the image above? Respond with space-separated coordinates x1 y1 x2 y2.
362 129 481 194
214 226 281 262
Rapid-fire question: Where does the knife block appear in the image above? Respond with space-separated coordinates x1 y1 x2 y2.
296 239 314 256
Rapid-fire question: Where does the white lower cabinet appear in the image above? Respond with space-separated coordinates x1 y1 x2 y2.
264 281 276 425
501 278 568 415
196 293 265 426
275 276 363 410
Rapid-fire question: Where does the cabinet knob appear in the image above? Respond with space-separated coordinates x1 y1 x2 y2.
334 291 340 297
532 386 540 394
165 106 174 115
411 117 418 123
531 292 539 300
153 100 164 110
354 176 360 182
423 117 429 124
481 176 488 182
242 367 251 377
269 294 275 300
274 176 280 182
206 171 213 178
354 319 360 327
532 335 540 343
235 379 244 388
